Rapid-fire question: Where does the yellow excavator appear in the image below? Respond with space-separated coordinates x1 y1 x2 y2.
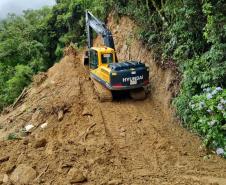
84 11 149 101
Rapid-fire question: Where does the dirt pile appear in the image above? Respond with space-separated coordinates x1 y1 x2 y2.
0 15 226 185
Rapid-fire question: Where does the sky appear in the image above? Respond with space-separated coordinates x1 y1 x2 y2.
0 0 56 19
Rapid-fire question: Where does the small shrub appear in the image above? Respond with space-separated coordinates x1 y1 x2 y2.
190 87 226 157
7 133 19 140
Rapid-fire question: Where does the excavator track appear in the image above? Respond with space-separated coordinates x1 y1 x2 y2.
92 79 113 102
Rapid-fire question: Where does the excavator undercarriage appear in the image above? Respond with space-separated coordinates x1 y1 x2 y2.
92 79 113 102
92 78 146 102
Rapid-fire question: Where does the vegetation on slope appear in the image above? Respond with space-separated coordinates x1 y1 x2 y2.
114 0 226 156
0 0 112 109
0 0 225 156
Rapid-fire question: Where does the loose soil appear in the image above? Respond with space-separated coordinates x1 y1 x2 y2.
0 15 226 185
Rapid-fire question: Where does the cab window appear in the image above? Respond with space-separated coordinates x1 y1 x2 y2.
90 50 98 69
101 53 113 64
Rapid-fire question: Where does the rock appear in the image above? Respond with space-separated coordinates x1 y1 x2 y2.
58 110 64 121
23 138 29 145
119 132 126 137
25 124 34 132
61 162 73 169
3 174 9 183
0 174 9 184
0 156 9 164
0 174 3 184
120 128 126 132
33 138 47 148
10 164 37 185
108 179 122 185
136 128 141 134
67 168 87 183
134 116 142 123
40 122 48 129
82 107 92 116
137 118 142 123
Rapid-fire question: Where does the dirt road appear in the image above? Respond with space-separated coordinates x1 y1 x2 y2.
0 16 226 185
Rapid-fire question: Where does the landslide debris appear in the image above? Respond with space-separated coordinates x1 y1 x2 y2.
0 16 226 185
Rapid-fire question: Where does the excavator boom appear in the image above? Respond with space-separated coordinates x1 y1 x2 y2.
86 11 116 52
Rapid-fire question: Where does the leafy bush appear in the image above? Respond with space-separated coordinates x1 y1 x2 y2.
4 65 33 104
7 133 19 140
190 87 226 157
0 9 51 109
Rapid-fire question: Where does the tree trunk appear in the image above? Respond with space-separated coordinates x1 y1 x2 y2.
151 0 168 26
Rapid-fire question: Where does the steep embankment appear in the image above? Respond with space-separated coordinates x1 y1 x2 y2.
96 15 180 120
0 16 226 185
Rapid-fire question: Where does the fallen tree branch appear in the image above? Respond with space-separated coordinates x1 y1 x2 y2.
12 88 28 108
76 123 96 142
34 164 49 182
84 123 96 141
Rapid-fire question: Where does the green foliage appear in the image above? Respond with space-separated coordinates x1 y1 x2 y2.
0 9 51 109
0 0 113 110
7 133 19 140
5 65 33 104
190 87 226 156
46 0 113 60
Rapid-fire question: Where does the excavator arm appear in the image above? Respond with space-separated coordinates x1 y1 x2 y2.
86 11 116 50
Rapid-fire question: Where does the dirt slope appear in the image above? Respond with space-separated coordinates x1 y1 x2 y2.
0 16 226 185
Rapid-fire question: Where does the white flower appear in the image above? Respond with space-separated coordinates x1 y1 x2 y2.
216 148 224 155
217 104 224 111
206 87 211 92
207 109 212 113
211 90 217 95
220 99 226 104
207 93 213 99
190 104 195 109
189 101 195 109
224 112 226 118
216 87 223 91
199 102 205 108
212 141 217 146
208 120 217 126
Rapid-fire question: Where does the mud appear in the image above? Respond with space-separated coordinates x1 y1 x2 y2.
0 16 226 185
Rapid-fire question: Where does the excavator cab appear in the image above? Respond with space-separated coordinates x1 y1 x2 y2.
88 47 116 69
